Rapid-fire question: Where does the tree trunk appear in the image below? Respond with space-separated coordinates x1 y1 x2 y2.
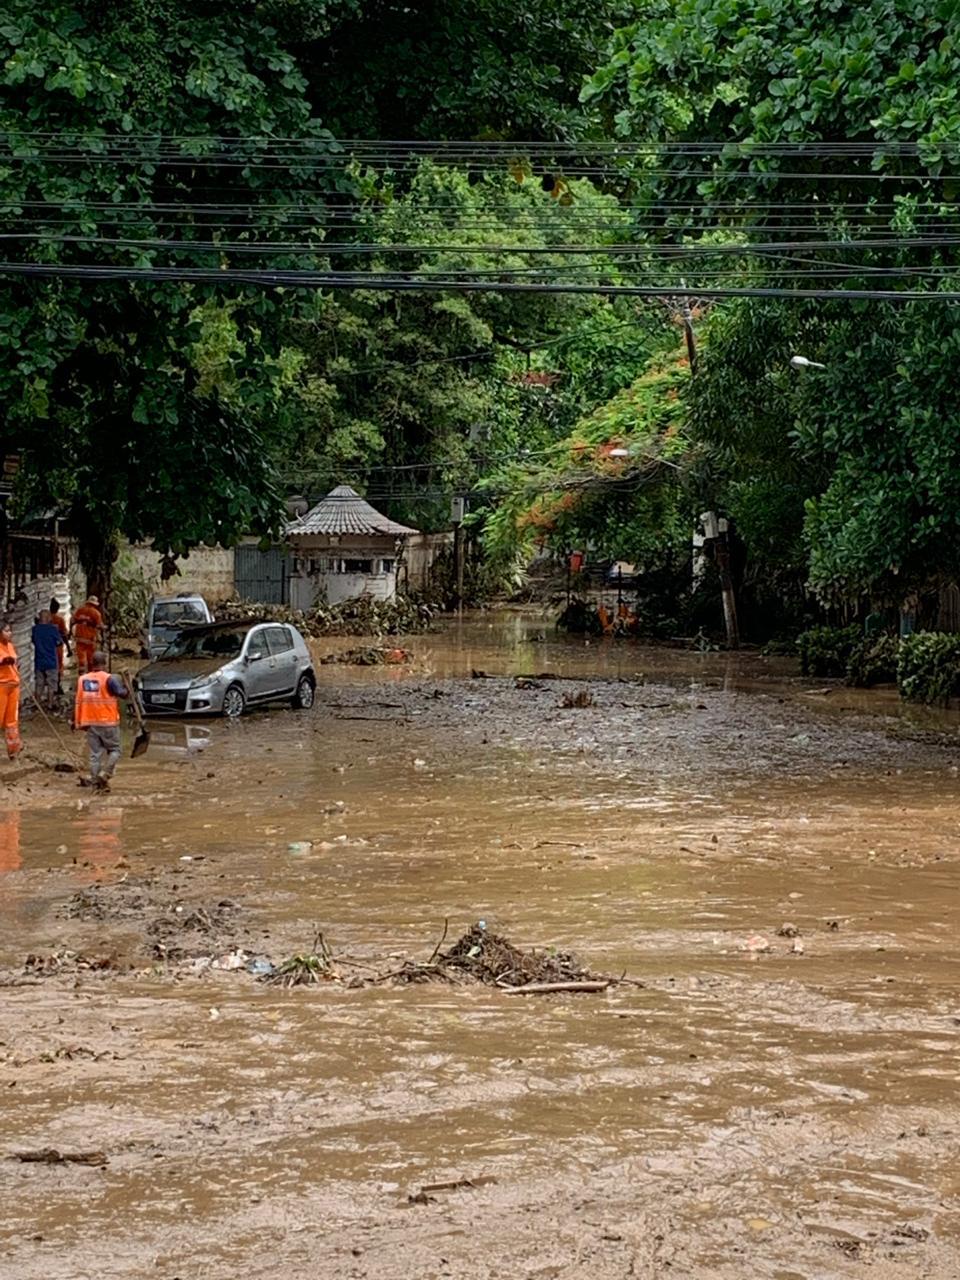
75 515 119 605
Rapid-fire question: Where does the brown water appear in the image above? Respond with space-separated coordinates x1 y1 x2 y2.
1 613 959 1278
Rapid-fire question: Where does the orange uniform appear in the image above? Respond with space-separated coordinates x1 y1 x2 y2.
52 612 69 677
0 639 22 759
74 671 122 728
72 602 103 674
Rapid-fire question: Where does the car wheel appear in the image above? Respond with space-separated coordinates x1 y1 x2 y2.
292 673 315 710
222 684 246 718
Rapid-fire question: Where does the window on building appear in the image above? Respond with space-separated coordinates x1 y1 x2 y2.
343 558 373 573
380 559 395 574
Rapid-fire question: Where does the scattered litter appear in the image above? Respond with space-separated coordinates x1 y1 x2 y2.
791 939 805 955
24 951 121 977
11 1149 107 1167
413 758 427 768
246 957 275 978
287 841 313 855
408 1175 497 1204
777 923 800 938
741 935 771 954
211 949 248 971
560 689 594 709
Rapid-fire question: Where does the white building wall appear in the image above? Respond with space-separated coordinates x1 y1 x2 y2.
288 534 400 610
8 570 72 698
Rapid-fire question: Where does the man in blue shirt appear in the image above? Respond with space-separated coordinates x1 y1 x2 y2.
31 609 63 708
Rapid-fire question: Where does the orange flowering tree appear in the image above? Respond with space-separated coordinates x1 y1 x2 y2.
480 345 694 579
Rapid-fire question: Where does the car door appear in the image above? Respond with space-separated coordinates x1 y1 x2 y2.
242 627 274 700
265 625 298 697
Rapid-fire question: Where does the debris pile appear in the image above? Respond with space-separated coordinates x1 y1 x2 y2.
148 899 241 962
387 923 607 991
560 689 595 709
320 646 411 666
213 595 439 638
262 932 337 987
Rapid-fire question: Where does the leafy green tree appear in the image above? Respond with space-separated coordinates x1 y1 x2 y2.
582 0 960 238
274 163 658 528
688 293 960 610
306 1 632 140
0 1 327 591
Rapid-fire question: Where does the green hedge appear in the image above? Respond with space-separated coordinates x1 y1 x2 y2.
796 625 861 678
897 633 960 704
797 626 960 701
846 634 900 688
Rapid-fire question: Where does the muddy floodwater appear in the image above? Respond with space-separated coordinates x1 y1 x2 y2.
2 611 960 1279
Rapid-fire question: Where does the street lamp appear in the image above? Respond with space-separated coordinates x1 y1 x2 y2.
789 355 826 370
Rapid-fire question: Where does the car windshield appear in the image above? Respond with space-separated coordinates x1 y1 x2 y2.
159 628 247 661
152 601 206 627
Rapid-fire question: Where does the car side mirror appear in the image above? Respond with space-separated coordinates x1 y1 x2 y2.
246 651 262 663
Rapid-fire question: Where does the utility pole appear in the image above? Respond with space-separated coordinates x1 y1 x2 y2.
700 511 739 650
450 495 465 611
682 290 738 649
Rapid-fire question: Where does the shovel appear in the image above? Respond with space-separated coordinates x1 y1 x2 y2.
121 670 151 758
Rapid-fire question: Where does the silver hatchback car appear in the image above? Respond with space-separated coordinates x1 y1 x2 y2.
135 620 316 718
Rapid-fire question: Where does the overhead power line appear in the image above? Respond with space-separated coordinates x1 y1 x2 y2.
3 260 960 301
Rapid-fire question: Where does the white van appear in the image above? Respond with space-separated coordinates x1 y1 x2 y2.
141 594 213 660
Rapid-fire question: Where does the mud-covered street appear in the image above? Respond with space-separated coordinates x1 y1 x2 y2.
2 613 960 1279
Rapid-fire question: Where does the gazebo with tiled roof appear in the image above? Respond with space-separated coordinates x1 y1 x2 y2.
285 485 419 608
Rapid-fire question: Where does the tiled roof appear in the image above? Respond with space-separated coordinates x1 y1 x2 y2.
285 485 419 538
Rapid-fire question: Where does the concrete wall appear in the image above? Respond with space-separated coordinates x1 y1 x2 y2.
402 531 453 593
120 542 236 604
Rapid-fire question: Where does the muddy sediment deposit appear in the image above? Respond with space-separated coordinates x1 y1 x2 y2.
2 616 960 1278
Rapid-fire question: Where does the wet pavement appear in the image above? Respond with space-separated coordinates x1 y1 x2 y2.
1 612 959 1279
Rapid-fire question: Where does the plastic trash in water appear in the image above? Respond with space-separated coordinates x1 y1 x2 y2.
288 841 313 855
246 957 275 978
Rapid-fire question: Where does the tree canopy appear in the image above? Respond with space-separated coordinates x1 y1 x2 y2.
4 0 960 631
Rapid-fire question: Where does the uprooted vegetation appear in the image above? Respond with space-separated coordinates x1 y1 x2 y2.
374 923 612 992
213 595 439 638
263 931 338 987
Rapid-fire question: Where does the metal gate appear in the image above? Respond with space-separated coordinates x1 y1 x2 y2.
234 544 290 605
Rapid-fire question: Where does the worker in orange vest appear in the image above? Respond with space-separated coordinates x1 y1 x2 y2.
0 619 22 760
73 650 129 792
70 595 104 675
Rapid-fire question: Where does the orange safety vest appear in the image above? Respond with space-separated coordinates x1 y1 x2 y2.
74 671 121 727
0 640 19 686
72 604 102 646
